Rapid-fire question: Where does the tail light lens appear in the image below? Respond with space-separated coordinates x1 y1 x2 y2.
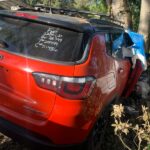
32 73 96 100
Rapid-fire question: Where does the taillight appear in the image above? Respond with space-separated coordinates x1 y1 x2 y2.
32 73 96 100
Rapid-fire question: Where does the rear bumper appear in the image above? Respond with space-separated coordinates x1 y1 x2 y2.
0 95 95 145
0 117 83 150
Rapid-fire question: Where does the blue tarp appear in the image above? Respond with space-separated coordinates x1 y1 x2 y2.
112 30 147 70
127 31 146 58
112 30 146 56
127 30 147 70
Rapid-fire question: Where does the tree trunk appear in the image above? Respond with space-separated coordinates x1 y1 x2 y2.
106 0 132 28
138 0 150 52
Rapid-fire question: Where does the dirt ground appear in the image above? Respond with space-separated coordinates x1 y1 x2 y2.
0 129 124 150
0 134 29 150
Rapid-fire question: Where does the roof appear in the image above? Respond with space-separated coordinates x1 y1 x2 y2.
0 9 123 33
0 0 31 10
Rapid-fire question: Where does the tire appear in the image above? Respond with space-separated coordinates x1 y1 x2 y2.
85 106 111 150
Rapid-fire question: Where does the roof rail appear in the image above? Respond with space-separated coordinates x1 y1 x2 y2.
34 5 124 26
17 4 124 26
34 4 106 16
100 16 124 26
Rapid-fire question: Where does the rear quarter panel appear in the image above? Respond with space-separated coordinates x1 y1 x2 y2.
74 34 118 129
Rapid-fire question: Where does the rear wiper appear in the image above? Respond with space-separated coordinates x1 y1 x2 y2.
0 40 9 49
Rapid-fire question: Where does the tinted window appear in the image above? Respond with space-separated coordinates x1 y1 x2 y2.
105 33 112 55
0 16 84 62
111 32 124 59
123 32 134 47
104 31 127 59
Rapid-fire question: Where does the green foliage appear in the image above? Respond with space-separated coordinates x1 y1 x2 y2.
22 0 39 6
148 144 150 150
88 0 107 13
74 0 107 13
23 0 75 8
22 0 107 13
22 0 140 31
46 0 76 8
128 0 141 31
74 0 90 10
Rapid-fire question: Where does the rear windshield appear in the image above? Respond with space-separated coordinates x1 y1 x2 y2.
0 16 84 62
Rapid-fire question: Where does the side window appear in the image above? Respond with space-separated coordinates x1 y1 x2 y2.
123 32 134 47
111 32 124 59
105 33 112 55
105 32 124 59
105 31 134 60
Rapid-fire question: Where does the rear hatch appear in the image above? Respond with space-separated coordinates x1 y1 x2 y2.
0 14 84 122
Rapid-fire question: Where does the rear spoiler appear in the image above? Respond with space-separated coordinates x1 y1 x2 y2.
0 10 92 33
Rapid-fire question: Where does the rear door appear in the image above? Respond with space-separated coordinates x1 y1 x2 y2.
104 30 131 96
110 30 131 95
0 15 83 122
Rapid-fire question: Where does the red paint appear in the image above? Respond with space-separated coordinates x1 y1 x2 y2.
124 60 143 98
0 33 132 145
15 12 38 19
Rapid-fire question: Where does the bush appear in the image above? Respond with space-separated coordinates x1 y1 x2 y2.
111 104 150 150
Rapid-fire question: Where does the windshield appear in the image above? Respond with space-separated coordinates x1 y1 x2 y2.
0 16 84 62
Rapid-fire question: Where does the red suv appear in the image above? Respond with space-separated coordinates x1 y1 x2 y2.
0 9 131 150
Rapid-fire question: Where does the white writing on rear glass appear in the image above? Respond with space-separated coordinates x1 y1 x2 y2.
35 27 63 52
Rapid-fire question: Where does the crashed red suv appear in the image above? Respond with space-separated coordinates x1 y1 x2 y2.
0 9 131 149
